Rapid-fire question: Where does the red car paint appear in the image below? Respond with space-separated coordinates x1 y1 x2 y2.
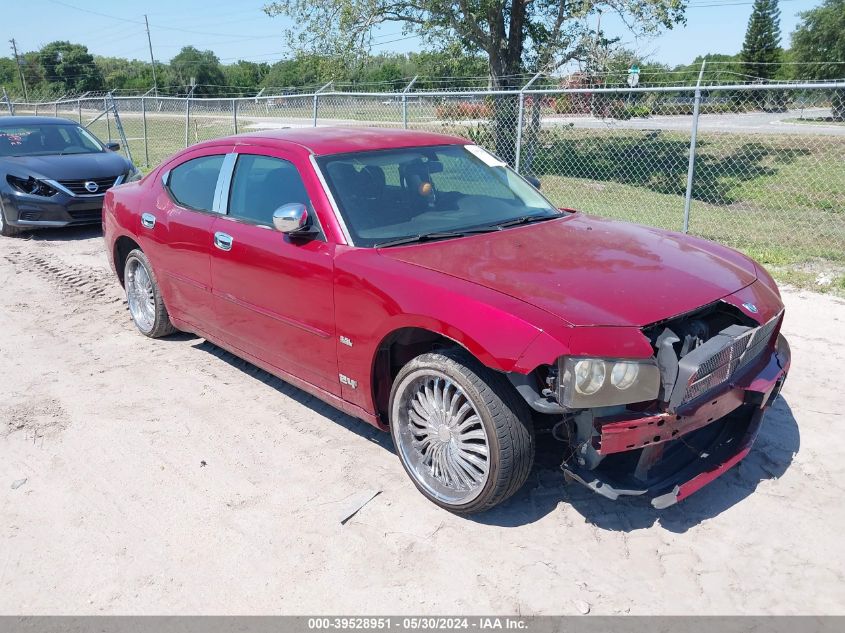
103 127 789 507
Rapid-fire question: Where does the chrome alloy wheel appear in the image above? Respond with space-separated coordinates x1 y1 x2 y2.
393 371 491 505
125 257 156 333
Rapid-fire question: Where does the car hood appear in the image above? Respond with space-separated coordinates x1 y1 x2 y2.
2 152 129 180
377 214 758 327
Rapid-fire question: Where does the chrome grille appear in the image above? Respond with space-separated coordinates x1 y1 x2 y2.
57 176 119 195
680 313 781 406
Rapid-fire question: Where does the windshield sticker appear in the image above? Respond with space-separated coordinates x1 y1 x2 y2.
464 145 506 167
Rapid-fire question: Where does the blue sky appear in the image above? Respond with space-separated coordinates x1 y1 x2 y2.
3 0 822 70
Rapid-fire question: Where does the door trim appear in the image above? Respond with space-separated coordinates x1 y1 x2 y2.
211 288 332 339
212 152 238 214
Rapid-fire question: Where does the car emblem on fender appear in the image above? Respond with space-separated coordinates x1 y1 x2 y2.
742 302 759 314
84 181 99 193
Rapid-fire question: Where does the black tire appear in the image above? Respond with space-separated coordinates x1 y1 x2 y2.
389 348 534 514
0 202 22 237
124 248 178 338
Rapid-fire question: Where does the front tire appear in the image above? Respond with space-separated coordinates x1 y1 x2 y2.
389 349 534 514
124 248 177 338
0 202 22 237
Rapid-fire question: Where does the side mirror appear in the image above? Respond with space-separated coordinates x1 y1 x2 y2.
272 203 314 235
105 141 120 151
525 175 541 190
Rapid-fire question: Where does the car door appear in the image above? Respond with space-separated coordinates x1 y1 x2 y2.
209 149 339 395
142 147 232 334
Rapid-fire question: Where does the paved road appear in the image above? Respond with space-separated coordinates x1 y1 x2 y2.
544 108 845 137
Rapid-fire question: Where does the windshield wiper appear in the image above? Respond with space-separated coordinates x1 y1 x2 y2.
491 214 560 229
375 227 498 248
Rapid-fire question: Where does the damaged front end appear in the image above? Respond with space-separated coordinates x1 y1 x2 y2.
521 301 791 508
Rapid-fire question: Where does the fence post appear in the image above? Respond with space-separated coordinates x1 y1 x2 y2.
142 96 149 167
515 72 543 173
402 75 418 129
76 91 89 124
185 96 190 148
233 99 238 134
313 82 332 127
55 101 59 117
105 96 112 139
683 61 706 234
1 87 13 115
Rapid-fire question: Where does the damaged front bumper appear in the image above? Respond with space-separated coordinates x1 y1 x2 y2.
562 334 790 509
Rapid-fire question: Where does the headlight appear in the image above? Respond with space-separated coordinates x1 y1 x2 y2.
558 357 660 408
610 362 639 390
126 165 143 183
7 175 58 197
573 359 606 395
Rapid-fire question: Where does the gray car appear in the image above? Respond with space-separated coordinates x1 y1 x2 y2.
0 116 141 237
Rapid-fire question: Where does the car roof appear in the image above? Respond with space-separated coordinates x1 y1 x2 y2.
204 127 471 156
0 116 79 126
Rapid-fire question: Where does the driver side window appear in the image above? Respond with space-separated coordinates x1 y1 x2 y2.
227 154 312 226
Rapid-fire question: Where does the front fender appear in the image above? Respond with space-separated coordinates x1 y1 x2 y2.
333 247 573 414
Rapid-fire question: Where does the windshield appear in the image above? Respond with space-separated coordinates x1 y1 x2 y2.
0 124 105 157
317 144 563 247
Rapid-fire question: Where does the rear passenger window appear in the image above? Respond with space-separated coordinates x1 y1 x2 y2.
228 155 312 225
166 155 224 212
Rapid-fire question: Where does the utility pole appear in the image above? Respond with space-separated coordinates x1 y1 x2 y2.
9 39 28 101
144 15 158 98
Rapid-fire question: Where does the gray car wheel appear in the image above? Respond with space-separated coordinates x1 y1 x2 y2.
124 249 177 338
389 349 534 514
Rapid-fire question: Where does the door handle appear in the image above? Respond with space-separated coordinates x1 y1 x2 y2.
140 213 156 229
214 231 234 251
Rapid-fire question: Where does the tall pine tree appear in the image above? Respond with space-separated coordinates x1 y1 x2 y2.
741 0 782 80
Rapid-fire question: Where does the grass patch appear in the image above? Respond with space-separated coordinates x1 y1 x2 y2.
71 109 845 294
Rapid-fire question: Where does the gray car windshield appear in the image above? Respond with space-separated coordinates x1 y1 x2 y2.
317 144 562 247
0 124 104 157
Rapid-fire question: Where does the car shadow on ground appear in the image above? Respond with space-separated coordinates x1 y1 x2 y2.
20 225 102 242
180 336 799 532
473 397 800 532
190 339 394 451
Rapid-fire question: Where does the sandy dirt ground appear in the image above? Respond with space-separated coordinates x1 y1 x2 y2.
1 226 844 615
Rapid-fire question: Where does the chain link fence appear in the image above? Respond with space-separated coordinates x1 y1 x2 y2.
3 82 845 284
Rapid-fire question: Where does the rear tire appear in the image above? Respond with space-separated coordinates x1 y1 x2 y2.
124 248 177 338
389 349 534 514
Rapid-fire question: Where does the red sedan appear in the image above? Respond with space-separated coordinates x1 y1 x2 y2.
103 128 790 513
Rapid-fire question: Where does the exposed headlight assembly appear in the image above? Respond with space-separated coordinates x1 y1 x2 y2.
558 357 660 408
7 175 58 197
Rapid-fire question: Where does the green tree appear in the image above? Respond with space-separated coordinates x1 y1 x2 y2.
263 0 687 163
265 0 685 89
410 44 489 89
0 57 18 94
791 0 845 119
95 57 157 92
39 41 104 93
262 56 325 89
223 61 271 95
740 0 781 81
168 46 226 96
